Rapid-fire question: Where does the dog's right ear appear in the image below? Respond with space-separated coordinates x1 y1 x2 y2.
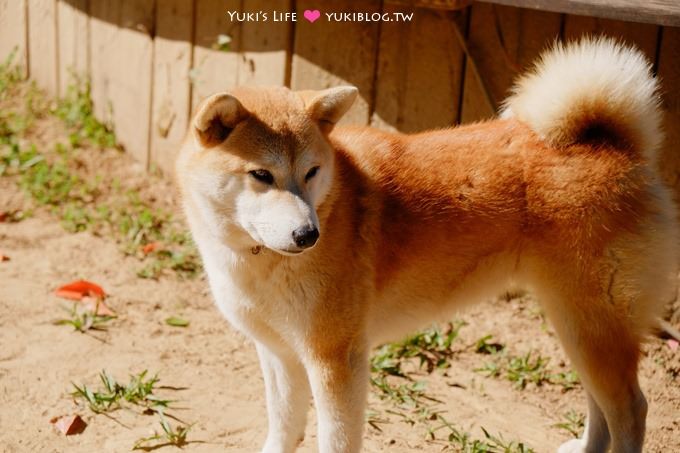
193 93 248 148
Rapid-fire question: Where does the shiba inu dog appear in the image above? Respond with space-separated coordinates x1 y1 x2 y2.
175 38 678 453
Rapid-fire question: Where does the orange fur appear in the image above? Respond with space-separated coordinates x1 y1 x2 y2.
176 39 677 453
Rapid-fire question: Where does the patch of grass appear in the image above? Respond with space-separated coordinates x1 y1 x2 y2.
133 411 192 451
20 149 93 206
506 352 551 389
0 141 40 177
554 410 585 438
53 74 117 148
71 370 172 414
0 64 201 279
369 323 534 451
475 350 580 391
371 321 465 377
474 335 505 355
550 370 580 391
54 303 115 333
0 49 23 98
72 371 193 450
370 375 431 408
431 419 536 453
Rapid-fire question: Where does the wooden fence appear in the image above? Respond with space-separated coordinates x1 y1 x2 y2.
0 0 679 194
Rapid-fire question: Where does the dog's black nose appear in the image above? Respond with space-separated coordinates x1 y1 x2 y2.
292 226 319 249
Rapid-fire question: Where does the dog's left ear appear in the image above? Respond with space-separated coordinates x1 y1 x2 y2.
299 86 358 130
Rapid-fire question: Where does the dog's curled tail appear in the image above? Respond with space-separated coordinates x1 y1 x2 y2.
502 37 662 160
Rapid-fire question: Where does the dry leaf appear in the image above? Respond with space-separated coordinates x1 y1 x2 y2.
668 339 679 352
50 414 87 435
142 241 162 255
55 280 115 316
0 253 9 262
55 280 106 301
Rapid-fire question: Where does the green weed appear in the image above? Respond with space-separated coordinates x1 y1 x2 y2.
0 49 23 98
506 352 551 389
369 323 534 451
53 75 117 148
554 410 585 438
371 321 465 377
474 335 505 355
54 303 115 333
475 350 580 391
133 410 192 450
431 418 536 452
71 370 171 414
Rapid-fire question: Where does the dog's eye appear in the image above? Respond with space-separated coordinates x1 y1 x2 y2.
249 169 274 185
305 166 320 182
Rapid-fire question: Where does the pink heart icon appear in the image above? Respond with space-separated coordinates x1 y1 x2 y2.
303 9 321 23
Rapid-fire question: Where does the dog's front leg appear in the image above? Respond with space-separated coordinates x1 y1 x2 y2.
306 344 369 453
256 342 311 453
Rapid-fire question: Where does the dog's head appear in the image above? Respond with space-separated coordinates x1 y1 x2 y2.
177 85 357 255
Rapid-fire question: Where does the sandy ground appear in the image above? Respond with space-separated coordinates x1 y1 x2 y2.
1 209 679 453
0 94 678 453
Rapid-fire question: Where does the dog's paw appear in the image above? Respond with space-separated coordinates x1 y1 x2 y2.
557 439 586 453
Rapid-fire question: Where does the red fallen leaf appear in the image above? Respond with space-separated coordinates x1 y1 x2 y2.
141 241 162 255
0 212 7 222
50 414 87 435
55 281 115 316
669 339 679 352
0 253 9 262
55 280 106 301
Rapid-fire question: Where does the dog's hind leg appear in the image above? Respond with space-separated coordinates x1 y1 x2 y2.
256 342 311 453
535 278 648 453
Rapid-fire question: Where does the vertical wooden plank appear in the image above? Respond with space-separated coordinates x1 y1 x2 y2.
57 0 89 96
89 0 154 166
656 27 680 195
238 0 292 87
116 0 154 165
0 0 28 74
150 0 194 174
89 0 119 122
371 7 466 132
460 3 562 123
191 0 241 110
291 0 381 125
27 0 58 94
563 14 659 61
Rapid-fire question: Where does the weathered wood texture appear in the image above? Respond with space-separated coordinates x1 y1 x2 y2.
291 0 381 125
657 27 680 195
372 7 466 132
89 0 154 166
479 0 680 27
191 0 241 111
150 0 194 174
28 0 58 94
0 0 28 75
238 0 293 87
460 2 562 123
57 0 89 96
386 0 472 10
563 14 659 60
1 0 679 185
